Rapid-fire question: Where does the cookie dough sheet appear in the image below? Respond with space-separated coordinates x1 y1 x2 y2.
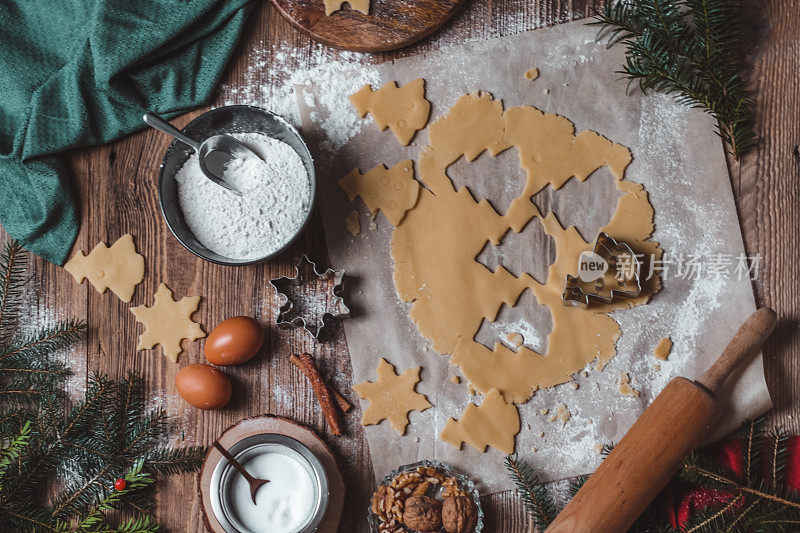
298 20 771 493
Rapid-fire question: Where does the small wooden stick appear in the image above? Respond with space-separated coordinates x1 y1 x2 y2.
331 387 352 413
289 353 343 436
291 353 352 412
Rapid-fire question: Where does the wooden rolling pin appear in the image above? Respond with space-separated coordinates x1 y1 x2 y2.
546 307 777 533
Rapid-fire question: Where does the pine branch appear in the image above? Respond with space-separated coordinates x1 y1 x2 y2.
504 454 557 529
0 420 30 483
765 428 790 491
0 245 204 530
0 319 85 363
0 241 26 344
590 0 756 161
741 417 764 486
143 446 206 476
76 459 156 530
683 495 743 533
569 474 588 497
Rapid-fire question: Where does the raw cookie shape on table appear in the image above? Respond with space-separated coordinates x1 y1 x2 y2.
439 388 520 455
349 79 431 146
353 357 432 436
64 234 145 303
324 0 369 16
655 336 673 361
339 159 419 225
130 283 205 363
340 84 662 454
345 210 361 236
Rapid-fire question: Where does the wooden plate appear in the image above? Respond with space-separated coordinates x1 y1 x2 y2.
269 0 467 52
199 415 345 533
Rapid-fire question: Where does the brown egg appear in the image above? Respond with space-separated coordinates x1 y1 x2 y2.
205 316 264 366
175 364 232 410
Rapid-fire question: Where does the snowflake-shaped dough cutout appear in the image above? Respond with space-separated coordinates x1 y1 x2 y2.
353 358 432 435
130 284 205 363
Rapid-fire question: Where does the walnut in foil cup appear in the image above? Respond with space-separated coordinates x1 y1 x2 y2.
367 460 483 533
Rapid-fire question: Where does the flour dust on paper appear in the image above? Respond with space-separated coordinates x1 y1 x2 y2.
343 78 662 454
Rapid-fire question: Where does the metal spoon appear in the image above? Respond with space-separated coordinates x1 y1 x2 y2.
212 440 270 504
143 112 254 195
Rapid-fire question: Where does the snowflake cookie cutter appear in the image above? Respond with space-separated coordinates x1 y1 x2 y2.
562 232 642 309
269 255 350 339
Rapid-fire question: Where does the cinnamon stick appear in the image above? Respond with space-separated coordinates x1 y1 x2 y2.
291 353 351 412
289 353 343 436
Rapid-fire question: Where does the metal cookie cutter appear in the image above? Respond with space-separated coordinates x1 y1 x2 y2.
562 232 642 309
269 255 350 339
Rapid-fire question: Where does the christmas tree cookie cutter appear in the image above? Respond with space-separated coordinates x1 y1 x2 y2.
269 255 350 339
562 232 642 309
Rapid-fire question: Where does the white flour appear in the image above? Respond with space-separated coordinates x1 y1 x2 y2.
175 132 311 261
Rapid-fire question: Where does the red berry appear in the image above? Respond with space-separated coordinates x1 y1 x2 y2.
114 478 127 491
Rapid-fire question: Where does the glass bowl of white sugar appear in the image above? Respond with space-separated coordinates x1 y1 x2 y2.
157 105 316 265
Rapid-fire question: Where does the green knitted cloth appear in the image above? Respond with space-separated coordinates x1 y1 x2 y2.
0 0 253 264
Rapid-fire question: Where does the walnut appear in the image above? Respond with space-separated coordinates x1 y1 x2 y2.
442 495 478 533
403 494 443 531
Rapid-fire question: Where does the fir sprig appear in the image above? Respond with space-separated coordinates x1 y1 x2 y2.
591 0 755 161
508 419 800 532
0 420 30 483
504 453 558 529
0 242 206 531
75 459 158 533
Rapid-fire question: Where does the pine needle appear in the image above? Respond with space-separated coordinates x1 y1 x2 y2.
590 0 756 161
507 419 800 532
504 454 557 529
0 243 206 530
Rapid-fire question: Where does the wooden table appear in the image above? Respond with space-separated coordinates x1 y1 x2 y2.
2 1 797 531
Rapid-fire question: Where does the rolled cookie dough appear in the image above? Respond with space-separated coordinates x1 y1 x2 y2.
342 86 661 454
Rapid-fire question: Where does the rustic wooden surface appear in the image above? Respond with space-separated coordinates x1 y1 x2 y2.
270 0 467 52
2 0 798 531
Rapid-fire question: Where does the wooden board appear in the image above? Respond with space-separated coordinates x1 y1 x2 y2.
199 416 345 532
269 0 467 52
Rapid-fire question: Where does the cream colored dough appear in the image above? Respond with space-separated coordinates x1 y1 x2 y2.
439 389 519 454
64 233 144 303
353 358 432 435
349 79 431 146
342 86 661 454
339 160 419 225
655 337 673 361
130 284 205 363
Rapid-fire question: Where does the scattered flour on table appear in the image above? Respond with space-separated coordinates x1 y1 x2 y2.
175 132 311 261
220 47 380 153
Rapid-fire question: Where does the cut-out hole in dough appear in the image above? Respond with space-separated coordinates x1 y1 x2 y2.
475 217 553 283
445 147 522 215
530 166 623 243
473 289 553 354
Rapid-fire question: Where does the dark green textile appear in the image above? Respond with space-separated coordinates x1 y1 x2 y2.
0 0 253 264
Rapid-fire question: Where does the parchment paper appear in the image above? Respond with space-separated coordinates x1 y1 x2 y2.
298 20 771 494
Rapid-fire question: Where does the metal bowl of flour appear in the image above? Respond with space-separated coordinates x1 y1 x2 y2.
157 105 316 266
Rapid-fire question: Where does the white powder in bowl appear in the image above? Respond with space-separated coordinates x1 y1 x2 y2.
175 132 311 261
